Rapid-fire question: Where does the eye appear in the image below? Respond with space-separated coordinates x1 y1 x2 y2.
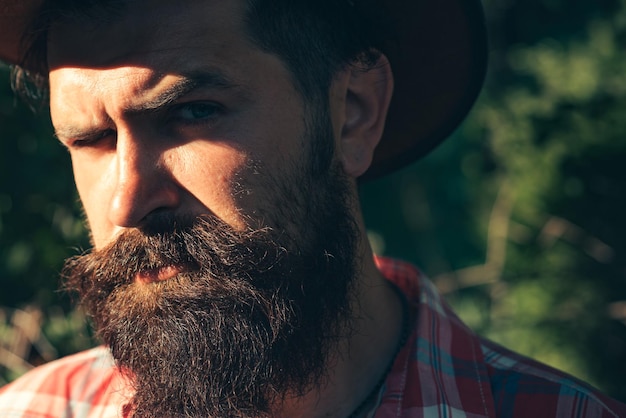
171 102 222 122
69 129 116 149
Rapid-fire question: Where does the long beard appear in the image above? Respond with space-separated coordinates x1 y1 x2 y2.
63 153 359 417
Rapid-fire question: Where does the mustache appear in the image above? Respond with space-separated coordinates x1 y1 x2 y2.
62 213 285 297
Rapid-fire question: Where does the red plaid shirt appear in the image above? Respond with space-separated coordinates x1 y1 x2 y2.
1 257 625 417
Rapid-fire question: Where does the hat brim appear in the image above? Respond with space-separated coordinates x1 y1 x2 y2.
0 0 487 179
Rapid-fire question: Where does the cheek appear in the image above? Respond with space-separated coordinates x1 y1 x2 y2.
71 156 118 245
172 143 253 229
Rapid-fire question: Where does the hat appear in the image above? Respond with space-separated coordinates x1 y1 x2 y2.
0 0 487 179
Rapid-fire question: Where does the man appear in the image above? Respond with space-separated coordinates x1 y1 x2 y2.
0 0 624 417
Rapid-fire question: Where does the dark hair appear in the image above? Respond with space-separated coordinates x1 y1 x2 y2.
11 0 392 107
244 0 390 103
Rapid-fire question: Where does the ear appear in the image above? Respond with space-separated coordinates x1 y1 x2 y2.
334 54 394 178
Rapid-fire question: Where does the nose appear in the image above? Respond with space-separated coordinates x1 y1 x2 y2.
108 132 181 228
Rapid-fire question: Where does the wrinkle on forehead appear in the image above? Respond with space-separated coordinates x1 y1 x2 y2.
50 66 162 115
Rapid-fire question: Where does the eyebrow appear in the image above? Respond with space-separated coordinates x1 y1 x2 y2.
54 69 241 142
54 125 113 144
126 70 240 114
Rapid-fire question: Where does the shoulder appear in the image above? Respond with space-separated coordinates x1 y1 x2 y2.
481 339 626 418
0 346 129 418
375 256 626 417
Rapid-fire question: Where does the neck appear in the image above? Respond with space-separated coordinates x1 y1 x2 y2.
277 231 406 418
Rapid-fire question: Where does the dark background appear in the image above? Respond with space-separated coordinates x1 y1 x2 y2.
1 0 626 401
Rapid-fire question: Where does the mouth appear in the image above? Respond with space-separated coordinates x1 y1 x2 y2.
135 265 185 284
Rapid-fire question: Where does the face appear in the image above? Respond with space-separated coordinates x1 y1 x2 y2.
48 0 331 249
48 0 362 416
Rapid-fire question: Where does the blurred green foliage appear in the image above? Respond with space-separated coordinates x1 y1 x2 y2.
1 0 625 402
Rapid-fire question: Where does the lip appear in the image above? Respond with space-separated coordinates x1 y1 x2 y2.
135 265 184 284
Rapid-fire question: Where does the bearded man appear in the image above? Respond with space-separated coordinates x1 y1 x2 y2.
0 0 625 417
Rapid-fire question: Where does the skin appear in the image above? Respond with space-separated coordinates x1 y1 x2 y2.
47 0 401 416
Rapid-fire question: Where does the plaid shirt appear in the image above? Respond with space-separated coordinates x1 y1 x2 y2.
1 257 625 417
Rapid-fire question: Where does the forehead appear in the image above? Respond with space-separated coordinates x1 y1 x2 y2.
45 0 306 144
47 0 250 73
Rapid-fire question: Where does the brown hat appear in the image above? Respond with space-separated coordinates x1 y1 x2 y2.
0 0 487 179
